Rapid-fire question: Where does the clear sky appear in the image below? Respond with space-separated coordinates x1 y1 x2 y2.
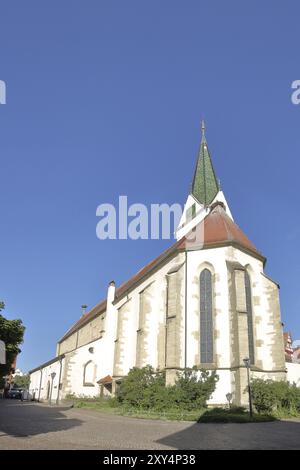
0 1 299 372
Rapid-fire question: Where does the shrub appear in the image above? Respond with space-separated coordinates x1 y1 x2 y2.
117 365 167 409
172 367 219 411
251 378 300 415
272 381 300 413
251 379 277 413
117 365 218 411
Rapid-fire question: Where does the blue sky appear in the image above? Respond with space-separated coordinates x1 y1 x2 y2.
0 1 300 372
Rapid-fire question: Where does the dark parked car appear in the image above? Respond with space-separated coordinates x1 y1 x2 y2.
8 388 23 399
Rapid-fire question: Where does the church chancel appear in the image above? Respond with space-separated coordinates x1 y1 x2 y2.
29 123 286 406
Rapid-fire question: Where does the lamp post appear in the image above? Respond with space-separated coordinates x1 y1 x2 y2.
50 372 56 405
243 357 253 418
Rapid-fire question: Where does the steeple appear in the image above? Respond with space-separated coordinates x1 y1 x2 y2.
191 121 219 206
176 122 233 241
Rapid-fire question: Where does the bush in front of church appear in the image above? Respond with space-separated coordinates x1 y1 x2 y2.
251 378 300 415
116 365 219 411
116 365 166 410
172 367 219 411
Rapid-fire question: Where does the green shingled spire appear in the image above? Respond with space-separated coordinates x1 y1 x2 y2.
191 121 219 206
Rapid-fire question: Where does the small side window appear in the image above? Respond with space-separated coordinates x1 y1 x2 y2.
186 203 196 223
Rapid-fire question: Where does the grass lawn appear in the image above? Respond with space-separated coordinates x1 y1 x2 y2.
71 398 204 421
68 398 280 423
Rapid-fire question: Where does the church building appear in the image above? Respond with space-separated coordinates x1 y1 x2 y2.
29 123 286 406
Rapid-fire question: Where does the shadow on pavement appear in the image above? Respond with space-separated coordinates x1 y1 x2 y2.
156 420 300 450
0 400 82 438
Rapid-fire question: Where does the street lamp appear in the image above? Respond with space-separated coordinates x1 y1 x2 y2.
243 357 253 418
49 372 56 405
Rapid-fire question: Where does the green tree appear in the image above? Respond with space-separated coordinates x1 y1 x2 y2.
13 373 30 389
0 302 25 384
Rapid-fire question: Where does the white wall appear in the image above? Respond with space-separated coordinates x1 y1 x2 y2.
208 370 232 405
113 252 185 375
29 358 64 403
61 338 103 398
286 362 300 386
29 370 41 399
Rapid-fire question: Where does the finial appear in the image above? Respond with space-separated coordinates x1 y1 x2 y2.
201 119 206 141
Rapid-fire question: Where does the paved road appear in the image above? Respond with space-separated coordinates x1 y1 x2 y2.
0 400 300 450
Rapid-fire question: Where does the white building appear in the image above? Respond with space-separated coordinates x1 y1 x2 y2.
29 123 289 406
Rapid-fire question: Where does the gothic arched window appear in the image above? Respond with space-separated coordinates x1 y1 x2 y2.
83 360 95 387
245 272 255 365
200 269 213 363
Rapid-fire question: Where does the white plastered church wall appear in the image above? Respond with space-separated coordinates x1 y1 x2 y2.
113 252 186 376
61 338 103 398
29 358 65 402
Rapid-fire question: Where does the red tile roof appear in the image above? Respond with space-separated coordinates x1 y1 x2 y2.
97 375 113 384
189 202 263 258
